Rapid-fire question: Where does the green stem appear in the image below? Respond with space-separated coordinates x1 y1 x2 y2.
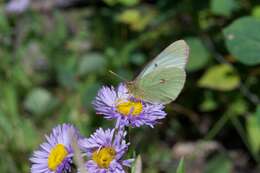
230 116 260 163
205 113 230 140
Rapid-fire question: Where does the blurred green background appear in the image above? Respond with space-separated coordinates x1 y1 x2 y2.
0 0 260 172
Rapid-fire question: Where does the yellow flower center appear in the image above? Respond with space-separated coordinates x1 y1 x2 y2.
116 100 143 116
92 147 116 168
48 144 68 171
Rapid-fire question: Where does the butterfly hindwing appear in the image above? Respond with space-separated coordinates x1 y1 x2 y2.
135 67 186 104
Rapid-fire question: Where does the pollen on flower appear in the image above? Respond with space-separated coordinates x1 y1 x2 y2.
48 144 68 171
92 147 116 168
116 100 143 116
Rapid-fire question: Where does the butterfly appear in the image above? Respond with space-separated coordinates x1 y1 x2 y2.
126 40 189 104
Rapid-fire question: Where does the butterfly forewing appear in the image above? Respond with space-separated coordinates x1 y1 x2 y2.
137 40 189 79
128 40 189 104
135 67 186 104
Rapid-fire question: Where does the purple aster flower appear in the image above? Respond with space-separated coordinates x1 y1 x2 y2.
79 128 134 173
93 83 166 128
5 0 30 14
30 124 81 173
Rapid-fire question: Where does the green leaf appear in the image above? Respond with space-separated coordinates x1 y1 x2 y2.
210 0 239 17
204 154 232 173
252 6 260 19
186 37 210 71
24 88 58 115
247 106 260 154
223 16 260 65
176 158 185 173
117 8 155 31
78 53 107 76
198 64 240 91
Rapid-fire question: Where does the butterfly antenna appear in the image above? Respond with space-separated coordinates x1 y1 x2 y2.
109 70 127 82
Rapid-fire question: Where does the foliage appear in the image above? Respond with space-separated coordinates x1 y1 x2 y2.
0 0 260 172
176 158 185 173
186 37 210 72
247 106 260 154
204 154 232 173
223 17 260 65
198 64 240 91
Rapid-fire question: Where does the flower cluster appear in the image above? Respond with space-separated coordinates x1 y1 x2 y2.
30 83 167 173
93 83 166 128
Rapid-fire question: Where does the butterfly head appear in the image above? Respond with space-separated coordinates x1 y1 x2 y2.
126 81 145 100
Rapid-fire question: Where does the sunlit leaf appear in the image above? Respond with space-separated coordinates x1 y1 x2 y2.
252 6 260 18
223 16 260 65
198 64 240 91
117 8 155 31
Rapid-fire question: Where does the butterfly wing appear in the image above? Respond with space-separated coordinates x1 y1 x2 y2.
133 67 186 104
128 40 189 104
137 40 189 79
